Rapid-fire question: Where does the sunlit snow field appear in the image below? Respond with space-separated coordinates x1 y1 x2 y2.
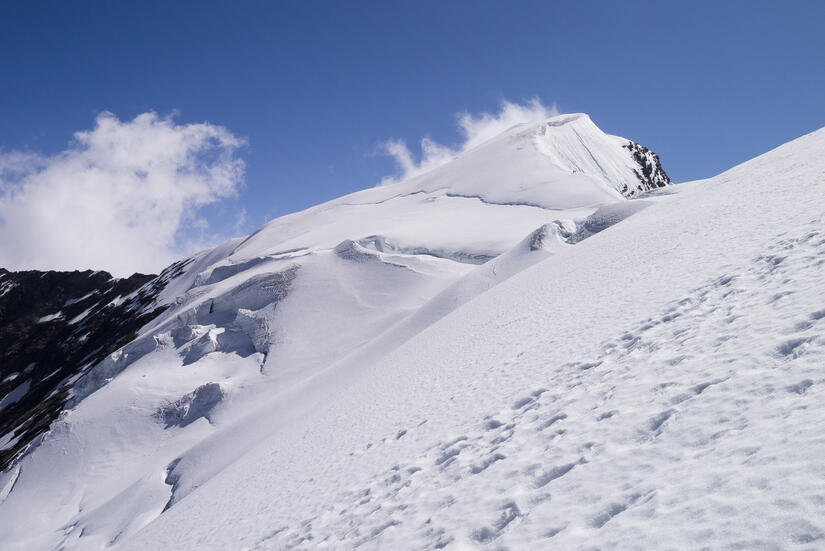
2 115 825 550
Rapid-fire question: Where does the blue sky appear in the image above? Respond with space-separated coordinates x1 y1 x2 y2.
1 1 824 273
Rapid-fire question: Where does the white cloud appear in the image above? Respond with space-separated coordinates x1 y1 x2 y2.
0 112 246 277
381 98 558 184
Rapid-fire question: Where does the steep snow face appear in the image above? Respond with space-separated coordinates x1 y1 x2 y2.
100 124 825 551
0 113 673 551
386 112 669 206
227 113 668 262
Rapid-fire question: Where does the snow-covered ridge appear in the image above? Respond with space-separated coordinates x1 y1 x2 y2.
222 113 670 264
111 122 825 551
383 112 669 208
0 113 678 550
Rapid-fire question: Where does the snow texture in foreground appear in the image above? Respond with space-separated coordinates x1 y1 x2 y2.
259 217 825 549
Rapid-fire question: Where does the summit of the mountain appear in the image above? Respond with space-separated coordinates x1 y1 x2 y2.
387 112 670 205
229 113 670 263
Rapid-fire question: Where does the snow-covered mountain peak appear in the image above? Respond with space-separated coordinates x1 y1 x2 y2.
0 112 677 551
226 113 670 266
388 111 670 209
543 112 590 126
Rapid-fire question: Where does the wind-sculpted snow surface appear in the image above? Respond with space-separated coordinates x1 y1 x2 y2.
257 218 825 549
100 124 825 551
25 112 825 551
221 113 669 261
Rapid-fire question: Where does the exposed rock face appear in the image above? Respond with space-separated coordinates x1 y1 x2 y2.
623 141 672 195
0 263 184 470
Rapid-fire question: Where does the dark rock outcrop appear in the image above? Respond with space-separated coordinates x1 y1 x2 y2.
622 141 672 196
0 261 188 470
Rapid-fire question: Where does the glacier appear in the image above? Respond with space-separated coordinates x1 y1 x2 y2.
2 112 825 550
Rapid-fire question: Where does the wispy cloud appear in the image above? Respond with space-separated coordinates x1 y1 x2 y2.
0 111 246 276
381 98 558 184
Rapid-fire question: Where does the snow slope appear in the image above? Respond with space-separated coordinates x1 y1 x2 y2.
6 115 825 550
0 112 670 550
120 125 825 549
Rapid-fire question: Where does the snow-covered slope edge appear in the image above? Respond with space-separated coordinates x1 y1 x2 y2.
0 113 675 550
109 124 825 549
